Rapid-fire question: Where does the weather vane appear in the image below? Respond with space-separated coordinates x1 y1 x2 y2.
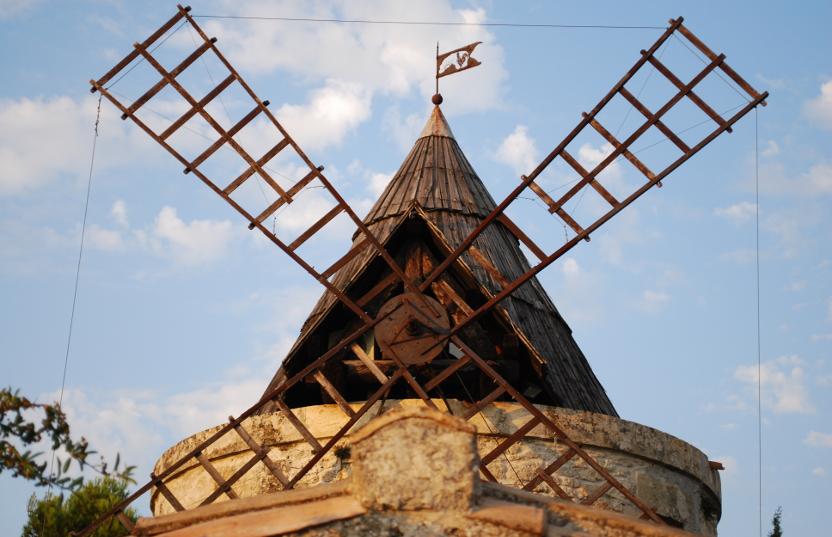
433 40 483 104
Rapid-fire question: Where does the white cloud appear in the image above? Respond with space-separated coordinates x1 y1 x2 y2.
202 0 506 112
495 125 538 174
561 257 580 277
714 201 757 223
804 80 832 130
761 140 780 157
0 96 154 196
86 225 124 252
805 431 832 448
805 162 832 193
146 206 234 266
812 334 832 343
637 290 670 314
812 467 827 477
734 355 815 414
275 79 372 151
111 199 128 227
382 106 425 151
368 172 391 197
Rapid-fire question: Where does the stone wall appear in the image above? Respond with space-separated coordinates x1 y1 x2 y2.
152 400 722 535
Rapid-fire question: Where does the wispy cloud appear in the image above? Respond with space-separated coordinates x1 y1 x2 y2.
637 289 671 314
804 431 832 448
804 80 832 130
714 201 757 224
734 355 815 414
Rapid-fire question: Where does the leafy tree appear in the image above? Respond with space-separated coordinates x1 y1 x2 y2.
768 506 783 537
22 477 138 537
1 387 134 490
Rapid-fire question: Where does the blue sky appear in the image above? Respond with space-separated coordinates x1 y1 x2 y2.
1 0 830 535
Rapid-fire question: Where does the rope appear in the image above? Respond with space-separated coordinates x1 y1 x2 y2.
755 107 762 537
193 14 664 30
41 93 103 534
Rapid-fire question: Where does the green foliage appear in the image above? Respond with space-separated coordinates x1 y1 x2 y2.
22 477 137 537
1 387 134 491
768 506 783 537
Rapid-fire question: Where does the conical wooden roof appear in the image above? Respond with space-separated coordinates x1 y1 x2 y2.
260 106 616 416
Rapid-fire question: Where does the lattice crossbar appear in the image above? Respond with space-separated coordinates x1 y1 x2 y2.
89 4 409 325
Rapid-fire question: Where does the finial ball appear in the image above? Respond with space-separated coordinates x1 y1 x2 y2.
432 93 443 105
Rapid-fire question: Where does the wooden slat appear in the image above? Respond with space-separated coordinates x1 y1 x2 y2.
274 398 322 452
468 246 511 288
536 468 572 500
225 138 291 195
122 40 214 119
560 149 620 206
585 114 656 182
431 280 473 316
527 179 586 236
200 452 263 505
231 419 289 487
645 53 730 132
288 205 344 251
496 214 547 263
549 47 726 214
93 8 187 88
313 370 356 418
160 74 235 140
151 473 186 512
481 416 542 465
677 23 765 105
423 354 472 392
188 103 267 171
249 165 322 229
195 451 239 500
322 238 371 279
462 385 507 420
618 86 690 153
350 342 388 384
356 272 399 308
523 449 577 491
582 481 613 505
115 511 135 531
134 43 291 205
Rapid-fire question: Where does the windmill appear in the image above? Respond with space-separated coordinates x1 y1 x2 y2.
81 5 766 535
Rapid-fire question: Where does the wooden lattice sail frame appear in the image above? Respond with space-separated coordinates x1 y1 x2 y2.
81 5 767 535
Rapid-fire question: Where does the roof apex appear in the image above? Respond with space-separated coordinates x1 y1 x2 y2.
418 105 455 139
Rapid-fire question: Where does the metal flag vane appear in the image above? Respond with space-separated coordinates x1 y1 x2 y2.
433 40 483 103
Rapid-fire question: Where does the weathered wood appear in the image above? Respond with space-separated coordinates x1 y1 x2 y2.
122 40 214 119
582 481 613 505
195 451 239 500
288 205 344 252
560 149 620 206
585 115 656 181
151 473 186 512
224 138 290 195
273 398 322 453
313 370 356 418
350 342 388 384
618 87 690 153
646 53 730 132
231 419 289 487
160 74 235 140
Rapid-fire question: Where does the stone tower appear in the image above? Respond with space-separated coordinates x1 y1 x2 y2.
147 105 723 536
